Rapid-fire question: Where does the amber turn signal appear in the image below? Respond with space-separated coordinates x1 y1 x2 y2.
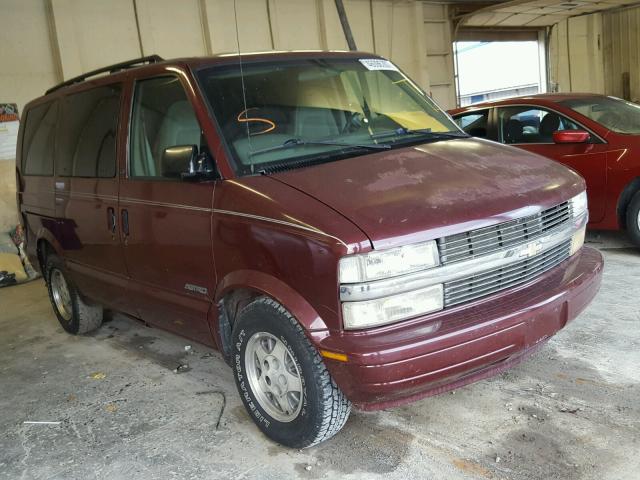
320 350 348 362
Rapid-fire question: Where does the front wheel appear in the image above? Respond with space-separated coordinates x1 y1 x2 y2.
232 297 351 448
626 190 640 247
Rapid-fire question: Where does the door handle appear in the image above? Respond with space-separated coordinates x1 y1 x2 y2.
107 207 117 234
121 209 129 237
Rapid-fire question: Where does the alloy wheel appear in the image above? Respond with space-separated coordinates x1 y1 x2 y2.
50 269 72 322
245 331 303 423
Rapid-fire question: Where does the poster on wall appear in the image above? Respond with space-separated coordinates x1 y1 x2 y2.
0 103 19 161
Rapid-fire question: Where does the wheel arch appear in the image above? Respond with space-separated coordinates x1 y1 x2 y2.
35 228 64 275
212 270 329 364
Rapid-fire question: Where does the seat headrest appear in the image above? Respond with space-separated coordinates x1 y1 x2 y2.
504 119 524 143
540 113 561 136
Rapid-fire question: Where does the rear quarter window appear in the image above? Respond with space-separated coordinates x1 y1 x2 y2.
56 84 122 177
22 101 58 176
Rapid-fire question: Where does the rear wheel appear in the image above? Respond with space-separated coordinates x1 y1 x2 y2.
625 190 640 247
45 254 103 334
232 297 351 448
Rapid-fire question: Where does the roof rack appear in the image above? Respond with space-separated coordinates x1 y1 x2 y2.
45 55 164 95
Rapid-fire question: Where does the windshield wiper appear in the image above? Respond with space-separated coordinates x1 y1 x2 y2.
249 137 390 157
371 128 469 141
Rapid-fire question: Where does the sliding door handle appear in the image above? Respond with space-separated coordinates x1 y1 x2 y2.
107 207 117 234
121 209 129 236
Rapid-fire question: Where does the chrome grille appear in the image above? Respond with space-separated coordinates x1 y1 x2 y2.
443 239 571 307
437 202 571 265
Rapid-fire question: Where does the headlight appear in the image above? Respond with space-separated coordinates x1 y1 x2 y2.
570 191 587 217
339 241 439 283
342 284 443 329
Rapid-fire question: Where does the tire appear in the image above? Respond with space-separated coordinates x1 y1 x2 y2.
45 254 103 334
232 296 351 448
625 190 640 247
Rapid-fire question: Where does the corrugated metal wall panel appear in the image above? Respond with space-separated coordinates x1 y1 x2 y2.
0 0 441 111
548 14 604 94
603 5 640 101
549 4 640 100
423 2 456 109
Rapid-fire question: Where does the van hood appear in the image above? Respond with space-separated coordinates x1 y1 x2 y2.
268 138 584 250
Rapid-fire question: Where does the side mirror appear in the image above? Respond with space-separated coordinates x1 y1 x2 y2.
161 145 217 180
552 130 590 144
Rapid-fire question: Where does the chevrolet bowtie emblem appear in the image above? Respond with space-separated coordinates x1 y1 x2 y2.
519 241 543 258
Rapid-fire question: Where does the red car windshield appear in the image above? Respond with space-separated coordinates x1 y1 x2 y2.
560 96 640 134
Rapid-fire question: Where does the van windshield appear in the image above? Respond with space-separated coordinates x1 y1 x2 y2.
197 57 462 175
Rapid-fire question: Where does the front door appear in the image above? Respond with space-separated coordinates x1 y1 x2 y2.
118 74 216 343
496 105 608 223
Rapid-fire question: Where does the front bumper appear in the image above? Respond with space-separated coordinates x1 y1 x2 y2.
317 246 603 410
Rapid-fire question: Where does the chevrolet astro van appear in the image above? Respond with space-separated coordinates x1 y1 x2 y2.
16 52 603 448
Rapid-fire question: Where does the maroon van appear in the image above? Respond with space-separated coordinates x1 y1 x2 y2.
16 52 603 448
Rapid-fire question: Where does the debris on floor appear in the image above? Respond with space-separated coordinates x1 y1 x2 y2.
174 363 190 373
0 270 16 287
559 406 582 414
0 226 39 287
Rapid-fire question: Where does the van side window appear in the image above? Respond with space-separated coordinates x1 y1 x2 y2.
56 85 122 177
23 101 58 176
129 76 203 179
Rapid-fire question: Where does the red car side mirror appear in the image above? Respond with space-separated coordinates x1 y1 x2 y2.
552 130 590 144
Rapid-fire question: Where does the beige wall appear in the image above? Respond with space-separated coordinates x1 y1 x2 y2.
423 2 456 110
602 5 640 102
548 14 605 94
548 5 640 101
0 0 444 231
0 0 59 115
1 0 435 113
0 162 17 232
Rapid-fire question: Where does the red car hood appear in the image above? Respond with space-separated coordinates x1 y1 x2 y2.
269 138 585 250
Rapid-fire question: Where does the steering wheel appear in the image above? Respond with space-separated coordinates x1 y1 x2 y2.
341 111 367 134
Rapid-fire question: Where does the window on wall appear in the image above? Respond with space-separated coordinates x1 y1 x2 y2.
498 106 580 144
56 85 122 178
129 76 203 179
22 101 58 176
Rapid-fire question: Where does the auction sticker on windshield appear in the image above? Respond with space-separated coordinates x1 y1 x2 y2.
359 59 398 71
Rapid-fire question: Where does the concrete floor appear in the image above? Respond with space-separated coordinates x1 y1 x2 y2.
1 232 639 480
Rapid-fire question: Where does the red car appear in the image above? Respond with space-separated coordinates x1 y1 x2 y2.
17 53 602 447
450 94 640 246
